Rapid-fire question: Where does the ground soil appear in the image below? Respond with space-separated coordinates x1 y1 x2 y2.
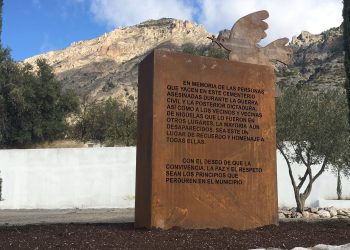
0 220 349 250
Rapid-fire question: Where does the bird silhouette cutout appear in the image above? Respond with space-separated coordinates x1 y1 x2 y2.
208 10 292 66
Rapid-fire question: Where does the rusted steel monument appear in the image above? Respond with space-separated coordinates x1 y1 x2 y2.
135 10 292 229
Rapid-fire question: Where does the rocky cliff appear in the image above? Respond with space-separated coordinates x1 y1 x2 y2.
276 26 345 91
24 18 211 105
23 19 345 105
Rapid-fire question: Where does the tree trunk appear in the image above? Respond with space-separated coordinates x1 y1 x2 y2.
337 168 342 200
296 195 305 213
279 146 304 212
293 187 305 212
294 187 310 213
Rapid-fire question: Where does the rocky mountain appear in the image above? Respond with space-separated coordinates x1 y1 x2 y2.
24 18 211 105
276 26 345 91
23 19 346 105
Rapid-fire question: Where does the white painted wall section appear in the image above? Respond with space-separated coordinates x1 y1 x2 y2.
0 147 136 209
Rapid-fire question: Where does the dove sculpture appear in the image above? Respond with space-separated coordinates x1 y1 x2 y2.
208 10 292 66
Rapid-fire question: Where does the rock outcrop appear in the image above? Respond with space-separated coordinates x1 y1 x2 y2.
276 26 345 91
24 18 211 105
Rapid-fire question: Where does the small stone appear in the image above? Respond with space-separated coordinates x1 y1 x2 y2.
337 215 348 219
278 212 285 219
302 211 310 219
317 209 331 218
310 243 350 250
337 209 347 216
282 210 292 216
309 213 320 219
309 207 319 213
291 211 299 218
296 212 303 218
309 244 330 250
326 207 337 217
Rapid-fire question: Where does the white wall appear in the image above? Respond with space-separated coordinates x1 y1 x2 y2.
0 147 349 209
0 147 136 209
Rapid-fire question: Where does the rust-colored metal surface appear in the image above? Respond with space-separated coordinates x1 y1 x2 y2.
208 10 292 66
135 52 154 228
136 49 278 230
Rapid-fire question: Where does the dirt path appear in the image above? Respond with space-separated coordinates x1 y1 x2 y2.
0 208 134 226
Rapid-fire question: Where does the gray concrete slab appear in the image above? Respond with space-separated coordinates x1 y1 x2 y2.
0 208 135 226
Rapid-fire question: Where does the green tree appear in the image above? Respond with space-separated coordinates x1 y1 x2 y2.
330 136 350 200
0 1 78 147
85 100 109 144
277 87 349 212
71 98 137 146
0 47 23 147
32 59 79 142
182 43 229 60
182 43 205 56
69 95 92 142
344 0 350 122
206 46 229 60
0 57 79 148
105 103 136 146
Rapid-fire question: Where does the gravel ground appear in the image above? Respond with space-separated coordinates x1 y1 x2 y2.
0 220 349 249
0 209 349 249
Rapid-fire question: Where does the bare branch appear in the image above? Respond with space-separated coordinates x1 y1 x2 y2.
296 143 308 166
278 145 297 189
297 170 309 190
312 157 329 183
301 165 313 198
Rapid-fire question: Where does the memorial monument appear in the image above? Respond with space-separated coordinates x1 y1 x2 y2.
135 10 292 229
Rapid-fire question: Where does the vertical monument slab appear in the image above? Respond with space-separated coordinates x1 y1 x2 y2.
135 49 278 229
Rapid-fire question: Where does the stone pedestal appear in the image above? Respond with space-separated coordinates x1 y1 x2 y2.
135 49 278 229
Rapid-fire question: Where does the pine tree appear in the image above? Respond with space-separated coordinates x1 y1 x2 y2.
343 0 350 121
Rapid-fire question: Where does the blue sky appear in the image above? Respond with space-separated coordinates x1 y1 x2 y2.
3 0 108 60
2 0 343 61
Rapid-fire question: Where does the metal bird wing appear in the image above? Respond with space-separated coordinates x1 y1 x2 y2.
264 37 292 65
208 10 292 66
229 10 269 47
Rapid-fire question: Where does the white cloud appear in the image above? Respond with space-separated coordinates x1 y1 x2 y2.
199 0 343 44
89 0 196 28
87 0 343 44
